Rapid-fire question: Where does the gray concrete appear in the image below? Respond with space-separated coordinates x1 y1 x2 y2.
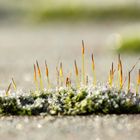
0 115 140 140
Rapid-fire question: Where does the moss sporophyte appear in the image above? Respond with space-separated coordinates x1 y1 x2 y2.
1 41 140 115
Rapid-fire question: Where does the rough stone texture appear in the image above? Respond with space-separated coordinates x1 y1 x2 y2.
0 115 140 140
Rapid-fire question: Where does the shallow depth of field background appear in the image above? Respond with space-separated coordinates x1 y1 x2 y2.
0 0 139 90
0 1 140 140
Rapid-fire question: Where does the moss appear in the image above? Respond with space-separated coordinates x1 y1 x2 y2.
30 5 140 22
75 91 87 102
0 98 18 115
0 87 140 115
117 37 140 53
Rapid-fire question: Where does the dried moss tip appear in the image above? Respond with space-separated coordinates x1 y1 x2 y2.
66 77 69 87
109 62 115 88
109 70 112 87
74 60 79 76
91 53 95 70
82 40 85 85
111 62 114 74
74 60 80 88
34 64 37 81
45 60 49 77
36 60 43 90
59 62 64 86
60 62 63 76
120 64 123 89
36 60 41 78
118 57 123 90
86 75 88 85
66 77 71 87
33 64 38 91
112 62 115 79
118 54 121 67
130 57 140 73
12 78 17 90
91 53 96 86
82 40 85 55
5 82 12 96
45 60 50 89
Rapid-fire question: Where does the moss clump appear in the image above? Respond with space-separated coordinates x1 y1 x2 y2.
31 4 140 22
117 37 140 53
0 86 140 116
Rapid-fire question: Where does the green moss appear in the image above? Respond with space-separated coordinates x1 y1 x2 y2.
117 37 140 53
30 5 140 22
2 1 140 22
75 91 87 102
0 87 140 115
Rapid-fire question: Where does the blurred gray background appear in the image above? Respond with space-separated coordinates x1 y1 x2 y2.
0 0 140 90
0 1 140 140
